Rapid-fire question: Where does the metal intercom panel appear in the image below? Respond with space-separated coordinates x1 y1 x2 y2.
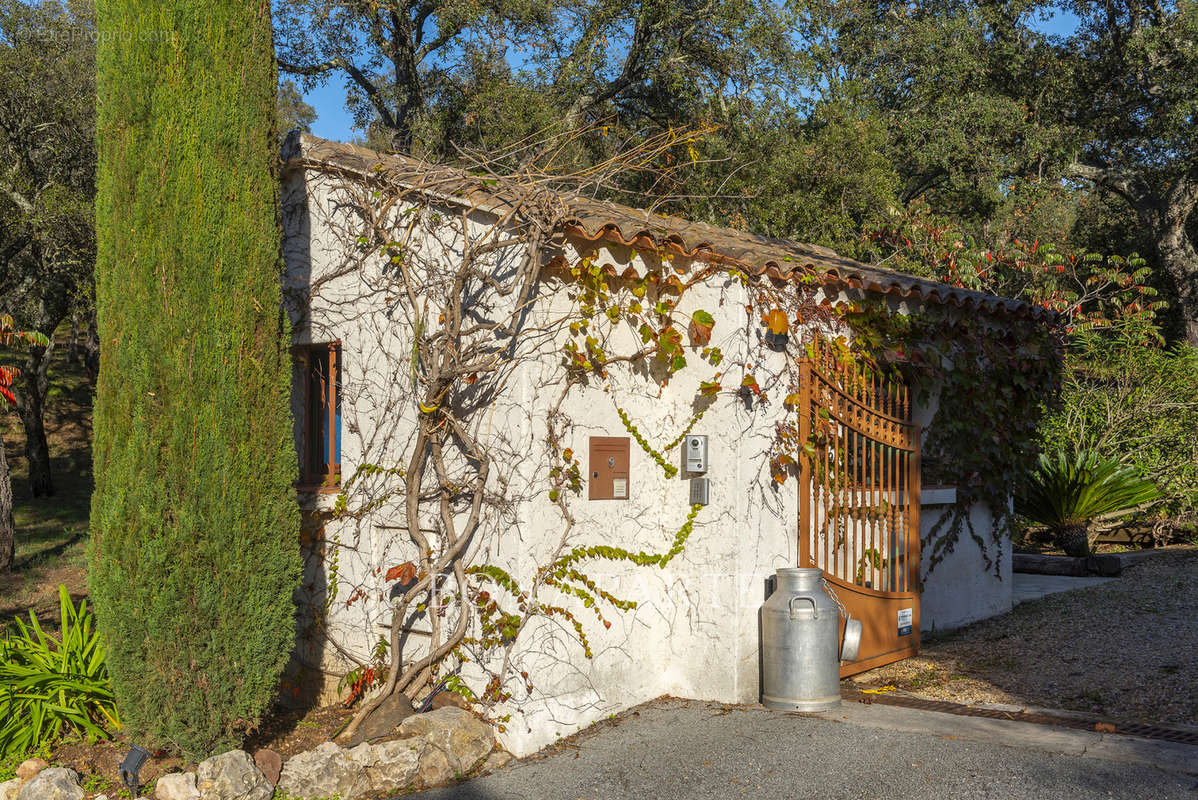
684 434 708 474
689 476 709 505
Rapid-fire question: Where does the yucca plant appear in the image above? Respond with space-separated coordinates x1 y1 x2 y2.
1017 449 1161 557
0 585 120 756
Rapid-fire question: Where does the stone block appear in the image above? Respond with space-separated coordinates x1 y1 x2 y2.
155 772 199 800
15 767 84 800
398 707 495 774
196 751 271 800
276 741 370 800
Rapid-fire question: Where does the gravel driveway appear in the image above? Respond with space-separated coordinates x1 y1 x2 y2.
853 549 1198 727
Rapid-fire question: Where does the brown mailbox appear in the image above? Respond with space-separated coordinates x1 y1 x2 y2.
589 436 630 500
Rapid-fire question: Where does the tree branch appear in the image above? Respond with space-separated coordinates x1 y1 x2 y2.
277 56 347 77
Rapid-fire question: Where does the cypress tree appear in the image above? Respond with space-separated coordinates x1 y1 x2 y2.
90 0 300 757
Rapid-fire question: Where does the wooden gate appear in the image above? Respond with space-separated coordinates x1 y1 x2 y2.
798 338 921 677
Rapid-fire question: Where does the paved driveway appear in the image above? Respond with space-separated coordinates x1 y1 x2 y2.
407 699 1197 800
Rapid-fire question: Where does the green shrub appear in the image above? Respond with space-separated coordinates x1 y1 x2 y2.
0 585 120 757
1016 449 1161 556
1039 343 1198 530
90 0 301 758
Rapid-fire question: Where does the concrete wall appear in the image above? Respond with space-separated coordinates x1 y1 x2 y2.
909 386 1013 633
919 498 1014 633
281 153 1015 756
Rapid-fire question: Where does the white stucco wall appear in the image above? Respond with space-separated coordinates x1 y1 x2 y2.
909 385 1014 633
280 150 1017 756
919 499 1014 632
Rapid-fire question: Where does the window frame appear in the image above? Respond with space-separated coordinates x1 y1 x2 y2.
296 341 342 492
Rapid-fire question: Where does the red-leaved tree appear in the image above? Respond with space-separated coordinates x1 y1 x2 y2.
0 314 49 572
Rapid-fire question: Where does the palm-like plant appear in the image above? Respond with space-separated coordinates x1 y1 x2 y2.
1017 449 1161 557
0 585 120 756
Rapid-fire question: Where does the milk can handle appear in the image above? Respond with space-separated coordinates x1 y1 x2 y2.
788 595 818 619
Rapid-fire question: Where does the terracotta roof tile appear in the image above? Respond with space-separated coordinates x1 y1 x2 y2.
284 132 1054 323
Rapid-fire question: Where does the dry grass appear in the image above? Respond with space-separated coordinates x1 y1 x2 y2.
853 548 1198 727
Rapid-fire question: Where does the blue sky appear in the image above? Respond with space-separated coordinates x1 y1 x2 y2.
297 5 1083 144
302 80 356 142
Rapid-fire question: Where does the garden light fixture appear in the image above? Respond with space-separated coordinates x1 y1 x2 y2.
119 745 149 793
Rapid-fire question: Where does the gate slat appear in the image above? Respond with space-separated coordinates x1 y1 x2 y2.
798 337 921 674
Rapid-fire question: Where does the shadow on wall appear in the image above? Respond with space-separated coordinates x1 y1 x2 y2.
276 149 334 712
273 151 441 714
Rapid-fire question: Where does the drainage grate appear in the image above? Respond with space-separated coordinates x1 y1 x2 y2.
846 689 1198 747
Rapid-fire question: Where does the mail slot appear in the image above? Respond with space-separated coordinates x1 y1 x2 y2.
589 436 630 500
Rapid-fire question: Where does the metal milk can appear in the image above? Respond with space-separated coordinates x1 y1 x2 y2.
761 567 860 712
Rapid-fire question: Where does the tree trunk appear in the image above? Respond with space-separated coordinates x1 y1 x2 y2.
0 430 14 572
1156 213 1198 346
1055 524 1091 558
20 336 55 497
1136 170 1198 344
1067 163 1198 344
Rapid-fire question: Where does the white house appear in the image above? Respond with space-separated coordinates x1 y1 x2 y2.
279 132 1055 756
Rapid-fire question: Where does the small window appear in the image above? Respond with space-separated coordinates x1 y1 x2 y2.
299 342 341 489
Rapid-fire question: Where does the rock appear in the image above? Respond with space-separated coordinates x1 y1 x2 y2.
155 772 200 800
94 796 108 800
276 742 369 800
195 751 272 800
342 690 415 746
362 738 423 794
398 707 495 774
15 759 48 782
0 778 21 800
415 744 454 787
252 749 282 787
15 767 84 800
343 741 376 768
430 690 471 711
481 750 514 772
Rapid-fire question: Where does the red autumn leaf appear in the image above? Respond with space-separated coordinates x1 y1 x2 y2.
0 385 15 407
385 562 418 584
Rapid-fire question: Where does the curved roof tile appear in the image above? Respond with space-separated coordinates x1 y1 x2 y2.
285 132 1055 324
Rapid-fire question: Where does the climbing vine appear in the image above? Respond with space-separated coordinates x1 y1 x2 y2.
283 125 1155 742
839 302 1062 574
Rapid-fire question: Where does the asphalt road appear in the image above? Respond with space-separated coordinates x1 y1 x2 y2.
407 699 1198 800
